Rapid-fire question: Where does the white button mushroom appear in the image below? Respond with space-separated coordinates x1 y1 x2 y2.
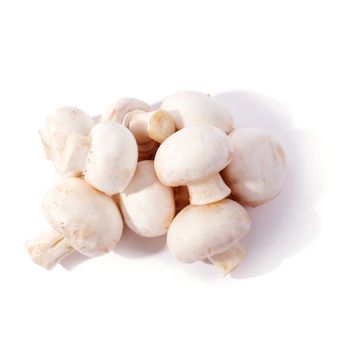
222 128 287 207
154 125 232 205
102 97 151 123
123 109 176 144
26 178 123 269
84 121 138 195
160 90 234 133
167 199 251 275
118 160 175 237
39 107 94 176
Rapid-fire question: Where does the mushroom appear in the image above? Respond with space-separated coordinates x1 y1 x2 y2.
84 121 138 196
154 125 232 205
118 160 175 237
123 109 175 144
39 106 94 176
26 178 123 269
167 199 251 275
160 90 234 133
222 128 287 207
101 97 151 123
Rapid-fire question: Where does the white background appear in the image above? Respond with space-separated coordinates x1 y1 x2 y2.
0 1 349 349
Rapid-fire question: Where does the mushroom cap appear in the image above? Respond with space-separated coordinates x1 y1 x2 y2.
222 128 287 206
102 97 151 123
43 178 123 257
84 121 138 195
167 199 251 263
160 91 234 133
41 106 94 162
119 160 175 237
154 125 232 186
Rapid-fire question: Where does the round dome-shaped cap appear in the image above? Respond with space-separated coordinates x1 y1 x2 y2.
84 121 138 195
154 125 232 186
160 91 234 133
167 199 251 263
119 160 175 237
222 128 287 206
43 178 123 257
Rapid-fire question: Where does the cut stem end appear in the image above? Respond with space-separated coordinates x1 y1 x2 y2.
209 243 246 277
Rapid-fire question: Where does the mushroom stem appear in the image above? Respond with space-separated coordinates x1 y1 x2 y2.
208 243 246 276
26 231 74 270
187 173 231 205
125 110 175 144
59 133 91 177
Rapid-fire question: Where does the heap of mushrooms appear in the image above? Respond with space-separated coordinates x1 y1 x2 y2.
27 90 287 276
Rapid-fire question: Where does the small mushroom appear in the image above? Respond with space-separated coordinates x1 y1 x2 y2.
222 128 287 207
102 97 151 123
118 160 175 237
26 178 123 269
123 109 175 144
84 121 138 195
39 107 94 176
154 125 232 205
167 199 251 275
161 90 234 133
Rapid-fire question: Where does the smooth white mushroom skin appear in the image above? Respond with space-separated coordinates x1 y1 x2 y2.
167 199 251 274
102 97 151 123
26 230 74 270
154 125 232 205
222 128 287 207
43 178 123 257
119 160 175 237
39 107 94 173
84 121 138 195
124 109 176 144
161 90 234 133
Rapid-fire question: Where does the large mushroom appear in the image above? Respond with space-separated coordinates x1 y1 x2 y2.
154 125 232 205
26 178 123 269
160 90 234 133
39 106 94 176
167 199 251 275
118 160 175 237
84 121 138 196
222 128 287 206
